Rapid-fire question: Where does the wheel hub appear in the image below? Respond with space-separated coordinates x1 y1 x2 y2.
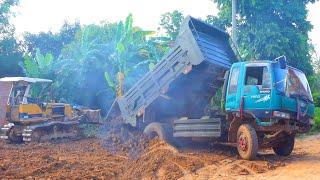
238 134 248 151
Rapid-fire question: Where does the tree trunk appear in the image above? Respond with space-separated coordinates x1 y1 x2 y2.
116 72 125 97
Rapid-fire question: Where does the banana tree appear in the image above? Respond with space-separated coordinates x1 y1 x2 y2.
24 49 54 98
104 14 155 97
55 24 114 104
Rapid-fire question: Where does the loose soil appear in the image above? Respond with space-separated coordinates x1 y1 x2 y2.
1 132 319 179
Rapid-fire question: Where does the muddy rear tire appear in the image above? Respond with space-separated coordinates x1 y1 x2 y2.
273 135 295 156
236 124 258 160
143 122 171 142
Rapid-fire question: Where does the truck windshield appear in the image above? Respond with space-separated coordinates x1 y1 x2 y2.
286 68 313 102
274 65 313 102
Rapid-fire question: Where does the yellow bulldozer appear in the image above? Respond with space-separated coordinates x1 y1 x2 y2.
0 77 101 143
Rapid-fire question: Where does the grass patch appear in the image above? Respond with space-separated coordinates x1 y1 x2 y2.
314 107 320 130
310 107 320 133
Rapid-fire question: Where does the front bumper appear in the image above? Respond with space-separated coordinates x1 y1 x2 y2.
257 118 311 133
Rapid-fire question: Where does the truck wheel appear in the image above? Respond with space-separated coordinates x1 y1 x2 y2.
273 135 295 156
236 124 258 160
143 122 170 142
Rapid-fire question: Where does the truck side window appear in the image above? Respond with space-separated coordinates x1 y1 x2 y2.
245 66 270 88
228 67 240 94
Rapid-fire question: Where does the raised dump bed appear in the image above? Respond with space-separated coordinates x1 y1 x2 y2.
117 16 237 126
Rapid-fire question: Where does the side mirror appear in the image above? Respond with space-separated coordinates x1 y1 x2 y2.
274 55 287 69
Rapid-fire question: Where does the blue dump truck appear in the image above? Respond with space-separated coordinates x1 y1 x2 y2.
115 16 315 160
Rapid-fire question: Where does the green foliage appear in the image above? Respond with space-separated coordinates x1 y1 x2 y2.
54 23 116 108
0 0 19 37
205 15 229 30
21 15 164 110
211 88 222 107
312 107 320 131
23 22 80 58
313 92 320 107
308 74 320 105
143 36 169 69
24 50 54 98
24 49 54 78
0 38 24 77
159 10 184 40
0 0 24 77
213 0 316 75
105 14 158 96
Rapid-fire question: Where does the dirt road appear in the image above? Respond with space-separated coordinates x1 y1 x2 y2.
0 133 319 179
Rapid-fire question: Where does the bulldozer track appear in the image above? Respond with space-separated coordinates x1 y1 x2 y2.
23 123 79 142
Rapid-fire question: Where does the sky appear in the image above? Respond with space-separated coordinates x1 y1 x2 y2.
9 0 320 55
11 0 218 33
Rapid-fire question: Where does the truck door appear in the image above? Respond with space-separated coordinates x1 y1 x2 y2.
225 64 242 110
242 64 272 114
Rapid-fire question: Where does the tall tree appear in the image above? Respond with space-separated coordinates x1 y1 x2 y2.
0 0 18 37
213 0 317 75
104 14 154 97
0 0 24 77
54 23 116 108
24 22 80 58
159 10 184 41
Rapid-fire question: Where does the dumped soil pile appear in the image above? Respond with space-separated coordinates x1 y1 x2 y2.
0 139 280 179
0 139 126 179
97 117 150 159
122 139 284 180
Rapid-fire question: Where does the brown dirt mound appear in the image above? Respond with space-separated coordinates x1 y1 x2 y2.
97 118 150 159
0 139 126 179
0 136 283 179
2 129 318 179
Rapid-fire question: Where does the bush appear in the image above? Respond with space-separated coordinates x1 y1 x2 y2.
312 92 320 107
312 107 320 131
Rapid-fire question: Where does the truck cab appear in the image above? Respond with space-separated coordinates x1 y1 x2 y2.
225 60 314 130
223 59 314 159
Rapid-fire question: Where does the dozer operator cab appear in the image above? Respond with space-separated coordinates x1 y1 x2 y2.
0 77 49 124
224 57 314 132
5 77 52 105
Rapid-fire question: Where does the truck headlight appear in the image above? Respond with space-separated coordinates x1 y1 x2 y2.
273 111 290 119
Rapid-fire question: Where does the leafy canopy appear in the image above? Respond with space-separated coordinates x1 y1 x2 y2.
213 0 317 75
0 0 24 77
159 10 184 40
23 22 80 58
